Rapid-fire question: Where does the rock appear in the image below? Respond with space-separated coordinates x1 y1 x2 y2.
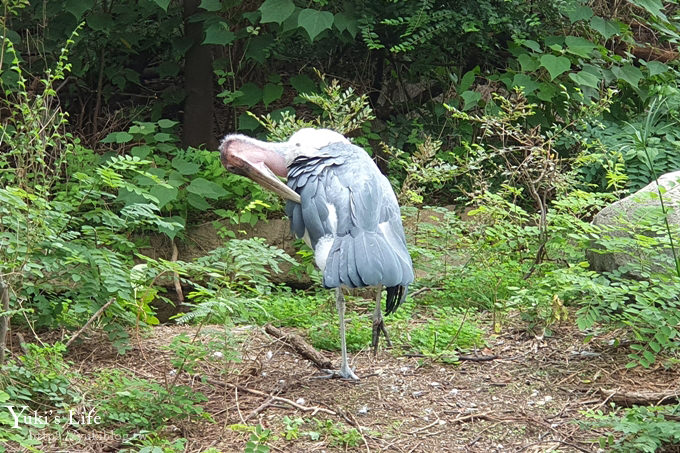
587 171 680 276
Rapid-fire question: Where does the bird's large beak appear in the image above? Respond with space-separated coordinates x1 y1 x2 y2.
219 136 301 204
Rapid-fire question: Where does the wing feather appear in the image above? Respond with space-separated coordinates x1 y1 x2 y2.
286 141 414 313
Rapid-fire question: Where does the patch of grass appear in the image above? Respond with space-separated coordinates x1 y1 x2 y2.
247 290 328 328
279 417 362 448
401 307 485 359
307 314 371 352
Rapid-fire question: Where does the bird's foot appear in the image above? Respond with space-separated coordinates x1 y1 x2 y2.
313 366 360 380
371 317 393 356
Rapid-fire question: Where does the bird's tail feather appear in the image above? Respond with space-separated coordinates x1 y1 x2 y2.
385 285 407 315
323 231 407 289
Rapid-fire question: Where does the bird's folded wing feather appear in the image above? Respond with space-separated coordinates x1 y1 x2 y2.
285 143 413 289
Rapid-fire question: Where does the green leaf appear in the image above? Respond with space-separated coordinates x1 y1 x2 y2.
334 12 358 38
239 113 260 131
187 193 212 210
199 0 221 11
298 9 334 41
150 185 178 209
159 216 185 239
590 16 620 39
520 39 541 52
539 55 571 80
459 68 478 92
259 0 295 25
646 60 669 76
152 0 170 11
87 13 113 32
154 132 174 142
649 340 661 353
101 132 133 144
642 349 656 365
245 35 274 64
518 53 539 72
65 0 94 19
565 36 596 58
565 5 593 23
290 74 316 94
158 61 179 78
629 0 667 21
262 83 283 107
204 22 235 45
512 73 540 94
131 145 153 159
234 83 262 107
187 178 228 199
536 82 557 101
460 90 481 111
158 119 178 129
612 64 643 88
168 171 187 187
172 157 200 175
569 70 600 88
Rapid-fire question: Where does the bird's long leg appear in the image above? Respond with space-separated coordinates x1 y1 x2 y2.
371 284 392 355
336 287 359 380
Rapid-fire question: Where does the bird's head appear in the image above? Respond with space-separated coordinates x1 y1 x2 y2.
219 128 349 203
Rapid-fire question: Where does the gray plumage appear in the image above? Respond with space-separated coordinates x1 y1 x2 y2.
285 142 414 314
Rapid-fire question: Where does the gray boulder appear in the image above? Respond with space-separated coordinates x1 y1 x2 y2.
587 171 680 277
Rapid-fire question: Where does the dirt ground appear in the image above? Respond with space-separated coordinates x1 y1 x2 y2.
57 317 680 453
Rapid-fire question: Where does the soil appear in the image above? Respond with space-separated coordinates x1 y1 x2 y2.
58 317 680 453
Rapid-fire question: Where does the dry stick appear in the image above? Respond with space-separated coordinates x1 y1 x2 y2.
65 297 115 348
0 276 10 364
598 387 680 406
245 396 275 421
264 323 333 370
170 239 184 302
203 376 336 416
409 418 442 435
235 387 246 424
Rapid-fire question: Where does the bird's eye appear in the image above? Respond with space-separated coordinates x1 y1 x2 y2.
295 143 301 147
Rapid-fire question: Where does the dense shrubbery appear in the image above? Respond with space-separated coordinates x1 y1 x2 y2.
2 0 680 450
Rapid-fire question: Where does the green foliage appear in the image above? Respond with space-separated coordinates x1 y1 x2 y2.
278 417 361 448
93 369 208 433
0 45 179 348
165 329 241 375
230 424 271 453
1 343 81 411
405 307 484 359
101 121 278 231
584 405 680 452
308 313 369 353
250 73 375 140
580 92 680 193
245 424 271 453
124 434 188 453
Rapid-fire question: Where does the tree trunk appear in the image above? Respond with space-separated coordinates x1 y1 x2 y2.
182 0 217 149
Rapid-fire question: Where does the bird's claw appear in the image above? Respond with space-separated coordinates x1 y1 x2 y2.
371 318 393 355
313 367 360 380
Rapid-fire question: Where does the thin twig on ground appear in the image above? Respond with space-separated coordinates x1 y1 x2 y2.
65 297 115 348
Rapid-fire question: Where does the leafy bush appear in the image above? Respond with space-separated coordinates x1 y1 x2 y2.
1 343 81 411
585 405 680 452
93 369 208 433
0 40 180 351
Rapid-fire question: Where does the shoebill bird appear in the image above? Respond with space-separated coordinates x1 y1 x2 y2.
219 128 414 380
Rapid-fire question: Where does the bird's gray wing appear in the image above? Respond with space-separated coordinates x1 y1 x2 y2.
286 143 413 300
